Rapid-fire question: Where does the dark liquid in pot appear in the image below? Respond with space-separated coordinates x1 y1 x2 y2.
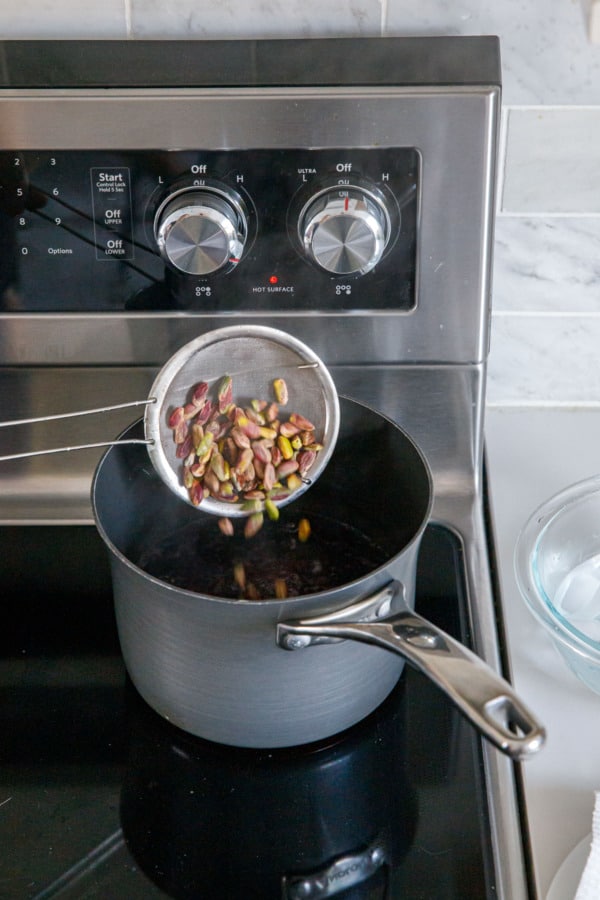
136 512 388 600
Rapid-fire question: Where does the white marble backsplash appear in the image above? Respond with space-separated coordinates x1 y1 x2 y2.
488 312 600 406
502 109 600 214
128 0 382 39
488 216 600 406
493 218 600 313
0 0 598 406
385 0 600 106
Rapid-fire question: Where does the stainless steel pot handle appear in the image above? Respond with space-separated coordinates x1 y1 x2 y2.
277 582 545 761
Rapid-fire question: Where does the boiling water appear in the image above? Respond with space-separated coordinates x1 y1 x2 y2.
552 553 600 642
136 511 389 600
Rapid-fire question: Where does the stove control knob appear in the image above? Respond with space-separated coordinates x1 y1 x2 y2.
154 188 247 276
299 187 390 275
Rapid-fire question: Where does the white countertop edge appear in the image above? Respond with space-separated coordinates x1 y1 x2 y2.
485 406 600 898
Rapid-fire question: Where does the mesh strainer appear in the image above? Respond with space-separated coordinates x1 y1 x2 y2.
146 325 339 515
0 325 340 517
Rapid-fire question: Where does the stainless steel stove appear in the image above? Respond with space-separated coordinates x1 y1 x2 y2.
0 36 535 899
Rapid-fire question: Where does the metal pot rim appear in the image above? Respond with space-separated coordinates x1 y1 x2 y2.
92 394 433 608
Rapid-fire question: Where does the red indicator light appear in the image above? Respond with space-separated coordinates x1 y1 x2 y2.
269 275 278 284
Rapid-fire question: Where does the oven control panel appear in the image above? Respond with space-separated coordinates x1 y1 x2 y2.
0 148 418 313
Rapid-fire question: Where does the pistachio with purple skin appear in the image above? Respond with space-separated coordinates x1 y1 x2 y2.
230 426 251 450
238 417 262 440
235 447 255 476
279 421 300 439
276 458 299 480
168 373 324 530
289 412 314 431
189 481 205 507
175 433 193 459
252 441 272 465
195 400 214 426
265 402 279 424
167 406 185 430
297 449 317 476
191 381 209 405
262 462 276 492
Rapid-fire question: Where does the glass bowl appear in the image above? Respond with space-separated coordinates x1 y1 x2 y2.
515 474 600 695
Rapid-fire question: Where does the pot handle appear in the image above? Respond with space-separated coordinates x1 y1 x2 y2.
277 583 545 761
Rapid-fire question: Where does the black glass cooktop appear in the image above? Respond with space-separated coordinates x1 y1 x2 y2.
1 524 496 899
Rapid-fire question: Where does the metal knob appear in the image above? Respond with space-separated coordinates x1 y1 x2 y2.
154 188 247 276
299 187 390 275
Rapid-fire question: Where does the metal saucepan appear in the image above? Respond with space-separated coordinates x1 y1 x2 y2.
92 397 545 760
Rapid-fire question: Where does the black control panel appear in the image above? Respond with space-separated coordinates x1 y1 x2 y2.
0 148 418 313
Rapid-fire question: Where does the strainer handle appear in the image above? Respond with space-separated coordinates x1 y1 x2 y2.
0 399 154 461
0 438 152 462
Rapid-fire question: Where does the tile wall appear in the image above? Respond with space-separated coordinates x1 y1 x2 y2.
1 0 599 406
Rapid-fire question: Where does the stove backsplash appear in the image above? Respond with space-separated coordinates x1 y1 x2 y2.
1 0 597 408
